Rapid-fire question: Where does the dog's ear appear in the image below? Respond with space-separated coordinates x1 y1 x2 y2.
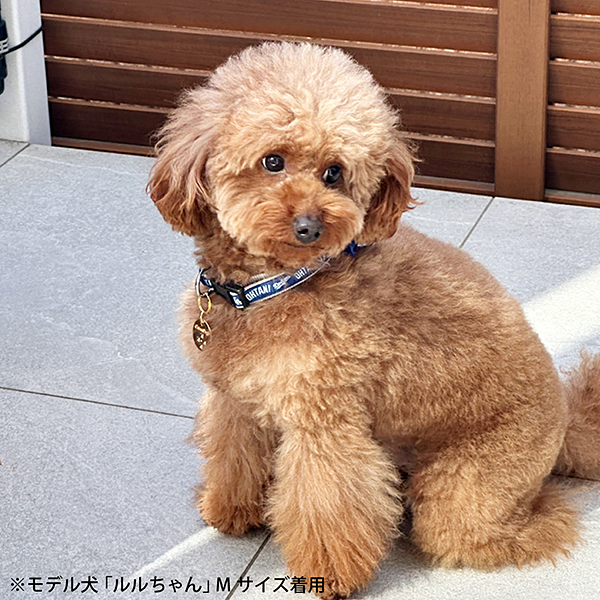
147 91 217 237
356 132 417 246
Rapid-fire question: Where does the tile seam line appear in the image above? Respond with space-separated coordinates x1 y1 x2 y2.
0 142 30 168
226 532 272 600
459 195 495 249
0 385 194 420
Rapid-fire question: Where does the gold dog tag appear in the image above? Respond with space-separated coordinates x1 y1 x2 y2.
193 319 211 351
192 291 213 351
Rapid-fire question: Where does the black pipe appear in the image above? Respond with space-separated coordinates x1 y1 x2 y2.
0 4 44 96
0 4 8 95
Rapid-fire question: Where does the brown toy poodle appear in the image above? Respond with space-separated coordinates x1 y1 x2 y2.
148 42 600 599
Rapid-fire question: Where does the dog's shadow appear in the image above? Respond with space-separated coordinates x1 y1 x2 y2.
351 509 433 599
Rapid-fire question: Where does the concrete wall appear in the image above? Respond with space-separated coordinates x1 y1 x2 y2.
0 0 50 144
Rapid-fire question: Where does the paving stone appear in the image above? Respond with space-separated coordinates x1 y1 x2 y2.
0 388 266 599
463 197 600 370
0 138 27 166
404 187 491 247
0 144 201 417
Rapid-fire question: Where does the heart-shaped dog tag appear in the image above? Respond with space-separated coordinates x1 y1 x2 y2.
193 319 211 351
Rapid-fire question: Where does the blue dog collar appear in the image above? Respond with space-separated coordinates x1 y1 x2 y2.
197 241 366 309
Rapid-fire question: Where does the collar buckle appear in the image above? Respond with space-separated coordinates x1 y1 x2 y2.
211 279 250 308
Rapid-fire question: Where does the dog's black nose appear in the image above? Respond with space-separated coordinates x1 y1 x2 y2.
293 215 324 244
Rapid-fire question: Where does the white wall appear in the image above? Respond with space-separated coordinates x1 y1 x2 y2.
0 0 50 144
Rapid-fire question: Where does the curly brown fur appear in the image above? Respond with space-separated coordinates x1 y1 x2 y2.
555 352 600 480
149 42 600 599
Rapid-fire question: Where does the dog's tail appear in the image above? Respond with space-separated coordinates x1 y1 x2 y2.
554 352 600 479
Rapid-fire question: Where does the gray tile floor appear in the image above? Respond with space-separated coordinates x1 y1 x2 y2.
1 140 599 599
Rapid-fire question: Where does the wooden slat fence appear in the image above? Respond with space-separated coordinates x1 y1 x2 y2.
547 0 600 203
39 0 600 206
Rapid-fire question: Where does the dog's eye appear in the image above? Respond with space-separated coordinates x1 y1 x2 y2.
323 164 342 186
262 154 285 173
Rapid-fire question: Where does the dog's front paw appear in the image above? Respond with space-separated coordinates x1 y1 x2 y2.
198 489 264 536
286 551 375 600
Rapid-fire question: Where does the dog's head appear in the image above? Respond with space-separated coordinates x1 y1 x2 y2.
148 42 416 270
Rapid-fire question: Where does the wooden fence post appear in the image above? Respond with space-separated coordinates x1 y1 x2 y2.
495 0 550 200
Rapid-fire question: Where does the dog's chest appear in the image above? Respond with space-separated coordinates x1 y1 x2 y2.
184 289 330 404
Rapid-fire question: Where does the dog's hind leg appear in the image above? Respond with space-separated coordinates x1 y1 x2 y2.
192 389 277 535
408 427 580 569
555 352 600 480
